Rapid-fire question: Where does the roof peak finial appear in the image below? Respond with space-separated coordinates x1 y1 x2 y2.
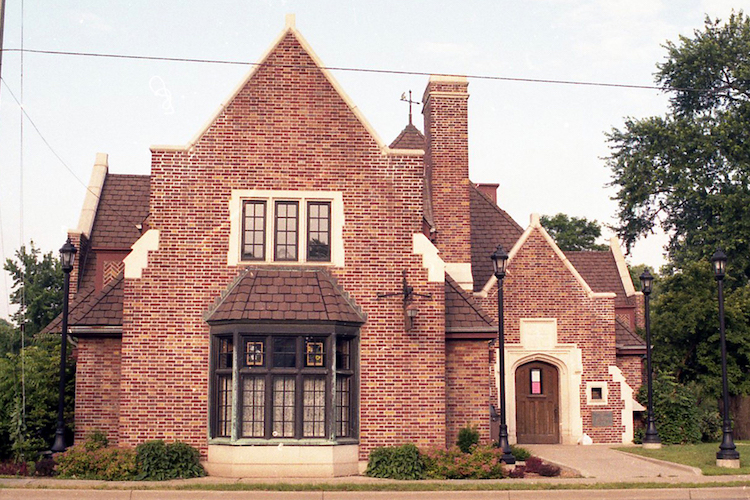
285 13 296 29
400 90 420 126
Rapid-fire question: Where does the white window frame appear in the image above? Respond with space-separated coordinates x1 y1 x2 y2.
228 190 345 267
586 381 608 406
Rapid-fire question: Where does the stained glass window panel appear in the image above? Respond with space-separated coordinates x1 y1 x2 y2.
530 368 542 395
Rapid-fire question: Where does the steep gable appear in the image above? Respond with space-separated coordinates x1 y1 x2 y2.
470 185 524 291
566 251 633 307
153 18 398 155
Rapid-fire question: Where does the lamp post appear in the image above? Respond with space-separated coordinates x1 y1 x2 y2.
491 244 515 465
51 238 76 453
639 269 661 449
712 249 740 467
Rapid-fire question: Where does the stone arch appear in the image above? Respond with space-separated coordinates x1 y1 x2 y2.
501 346 583 445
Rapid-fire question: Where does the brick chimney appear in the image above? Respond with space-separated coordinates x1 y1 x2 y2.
422 76 471 266
475 183 499 204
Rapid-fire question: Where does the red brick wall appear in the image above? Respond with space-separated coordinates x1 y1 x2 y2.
423 79 471 264
479 228 624 444
617 355 643 393
74 337 122 445
117 32 446 459
445 340 492 446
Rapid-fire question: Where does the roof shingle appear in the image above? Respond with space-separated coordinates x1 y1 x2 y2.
42 274 124 334
565 251 633 307
389 123 425 150
470 185 524 291
445 274 495 331
207 268 366 324
89 174 150 248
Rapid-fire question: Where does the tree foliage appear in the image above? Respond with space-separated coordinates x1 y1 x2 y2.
607 12 750 279
0 243 73 460
540 213 608 251
4 242 63 336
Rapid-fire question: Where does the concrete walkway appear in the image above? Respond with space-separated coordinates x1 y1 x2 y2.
524 444 703 481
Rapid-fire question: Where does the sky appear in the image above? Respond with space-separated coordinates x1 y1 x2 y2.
0 0 742 321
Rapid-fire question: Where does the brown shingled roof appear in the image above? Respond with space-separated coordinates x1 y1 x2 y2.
89 174 150 248
42 274 124 334
565 251 633 307
470 185 524 291
207 268 365 324
615 316 646 350
389 123 425 150
445 274 495 332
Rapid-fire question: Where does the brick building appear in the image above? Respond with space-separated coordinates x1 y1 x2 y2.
44 17 646 476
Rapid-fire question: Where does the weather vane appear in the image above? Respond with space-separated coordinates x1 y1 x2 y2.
400 90 420 125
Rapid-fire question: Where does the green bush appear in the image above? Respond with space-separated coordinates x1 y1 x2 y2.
636 371 702 444
365 444 424 480
56 442 137 480
422 445 506 479
457 425 480 453
510 445 531 461
135 440 205 480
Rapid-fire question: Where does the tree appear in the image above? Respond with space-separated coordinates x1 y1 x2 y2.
650 261 750 398
4 242 63 336
540 213 608 251
607 12 750 280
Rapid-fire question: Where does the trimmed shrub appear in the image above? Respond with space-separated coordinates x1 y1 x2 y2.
135 440 205 480
365 444 424 480
636 371 702 444
422 445 506 479
538 463 561 477
508 465 525 478
0 460 30 476
510 445 531 462
34 457 56 476
524 455 543 473
457 425 480 453
56 444 137 480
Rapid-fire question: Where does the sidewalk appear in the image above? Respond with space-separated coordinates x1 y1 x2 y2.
1 445 749 499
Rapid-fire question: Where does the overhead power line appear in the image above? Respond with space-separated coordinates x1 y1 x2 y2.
1 77 148 230
0 47 714 94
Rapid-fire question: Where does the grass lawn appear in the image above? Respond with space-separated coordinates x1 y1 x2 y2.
615 441 750 475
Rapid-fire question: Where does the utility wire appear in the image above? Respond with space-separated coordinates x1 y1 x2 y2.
1 77 147 230
0 47 716 94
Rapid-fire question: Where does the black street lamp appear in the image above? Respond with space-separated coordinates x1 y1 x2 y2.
51 238 76 453
639 269 661 449
491 244 515 465
712 249 740 467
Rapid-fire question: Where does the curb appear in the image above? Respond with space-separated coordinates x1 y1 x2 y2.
611 449 703 476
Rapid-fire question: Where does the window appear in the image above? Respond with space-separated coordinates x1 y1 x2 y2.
307 202 331 261
586 382 608 406
242 201 266 261
211 328 358 442
229 190 344 267
274 201 299 261
530 368 542 395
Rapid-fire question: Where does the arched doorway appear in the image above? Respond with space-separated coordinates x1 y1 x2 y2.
515 361 560 444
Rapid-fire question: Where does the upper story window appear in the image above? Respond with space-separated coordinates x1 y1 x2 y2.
229 190 344 267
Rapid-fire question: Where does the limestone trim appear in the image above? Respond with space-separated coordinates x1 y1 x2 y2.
586 381 609 406
75 153 109 238
205 443 359 478
609 365 636 443
150 16 406 157
610 237 637 297
123 230 160 279
412 233 445 283
227 189 344 268
503 346 584 445
477 213 616 300
445 263 473 291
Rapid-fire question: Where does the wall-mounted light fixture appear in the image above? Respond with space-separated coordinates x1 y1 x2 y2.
377 270 431 332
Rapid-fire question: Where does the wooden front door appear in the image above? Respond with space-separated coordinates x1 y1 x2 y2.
515 361 560 444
